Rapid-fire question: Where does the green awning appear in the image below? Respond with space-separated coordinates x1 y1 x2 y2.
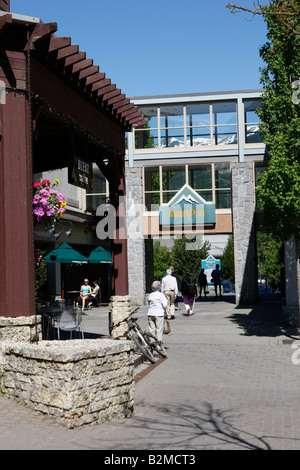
44 243 88 264
88 246 111 264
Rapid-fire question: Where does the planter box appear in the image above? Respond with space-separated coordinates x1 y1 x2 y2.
0 338 135 428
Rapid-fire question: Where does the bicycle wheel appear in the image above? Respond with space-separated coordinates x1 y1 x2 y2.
144 332 167 358
130 331 156 364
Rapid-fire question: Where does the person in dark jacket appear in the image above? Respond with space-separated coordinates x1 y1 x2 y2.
181 272 197 316
198 268 207 299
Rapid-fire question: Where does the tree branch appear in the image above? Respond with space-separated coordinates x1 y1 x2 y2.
226 2 300 35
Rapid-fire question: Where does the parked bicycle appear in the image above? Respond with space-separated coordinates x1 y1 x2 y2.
112 307 167 363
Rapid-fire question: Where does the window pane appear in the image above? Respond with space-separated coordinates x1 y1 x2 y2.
244 99 262 123
213 126 237 145
144 167 160 191
215 190 232 209
163 192 177 203
160 104 184 128
186 103 210 127
86 194 107 209
161 128 184 148
255 162 267 187
215 164 231 189
135 129 158 149
196 190 213 202
162 166 185 191
89 167 106 194
189 165 212 190
212 101 237 125
145 193 160 211
187 127 211 146
245 125 264 143
138 106 158 128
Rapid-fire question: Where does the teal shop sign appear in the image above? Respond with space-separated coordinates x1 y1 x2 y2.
159 184 216 226
201 255 221 285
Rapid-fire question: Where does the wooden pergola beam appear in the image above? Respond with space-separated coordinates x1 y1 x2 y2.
24 22 58 50
64 51 86 67
112 97 129 111
102 88 121 102
57 44 79 60
91 78 111 92
0 13 11 35
78 65 99 81
49 37 71 52
85 71 106 86
95 83 116 99
71 58 93 73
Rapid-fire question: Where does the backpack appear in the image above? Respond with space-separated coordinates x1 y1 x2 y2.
183 279 195 296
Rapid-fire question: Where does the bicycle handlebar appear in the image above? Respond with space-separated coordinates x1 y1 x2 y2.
112 307 140 329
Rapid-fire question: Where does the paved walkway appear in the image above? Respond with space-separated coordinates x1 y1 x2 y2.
1 294 300 450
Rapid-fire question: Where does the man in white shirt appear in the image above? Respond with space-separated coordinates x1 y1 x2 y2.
161 269 178 319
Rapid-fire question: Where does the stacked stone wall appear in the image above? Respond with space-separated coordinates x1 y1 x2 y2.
0 338 135 428
0 315 42 342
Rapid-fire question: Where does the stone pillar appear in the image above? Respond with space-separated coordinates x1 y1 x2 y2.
232 163 258 305
283 238 299 326
126 166 146 305
109 295 131 339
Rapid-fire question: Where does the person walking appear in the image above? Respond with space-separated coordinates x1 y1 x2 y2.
198 268 208 299
147 281 167 342
170 266 181 310
212 263 222 297
181 272 197 316
161 268 178 319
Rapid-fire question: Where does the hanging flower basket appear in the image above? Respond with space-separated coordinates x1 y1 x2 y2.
33 179 67 228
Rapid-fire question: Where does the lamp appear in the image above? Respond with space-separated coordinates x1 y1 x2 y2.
65 221 73 237
48 225 56 236
49 221 73 239
53 223 63 240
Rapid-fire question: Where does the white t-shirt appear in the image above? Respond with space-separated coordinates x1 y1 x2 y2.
148 291 168 317
161 274 178 295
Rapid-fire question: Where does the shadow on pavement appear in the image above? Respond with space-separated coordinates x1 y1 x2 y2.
95 401 300 450
227 302 299 340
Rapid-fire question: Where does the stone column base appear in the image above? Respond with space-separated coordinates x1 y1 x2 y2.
0 315 42 343
282 305 299 328
109 296 131 339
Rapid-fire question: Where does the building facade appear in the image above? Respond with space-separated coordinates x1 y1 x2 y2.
122 90 298 320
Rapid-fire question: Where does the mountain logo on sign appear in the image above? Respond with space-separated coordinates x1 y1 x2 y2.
172 194 198 206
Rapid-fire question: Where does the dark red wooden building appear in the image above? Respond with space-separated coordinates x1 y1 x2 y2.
0 0 146 317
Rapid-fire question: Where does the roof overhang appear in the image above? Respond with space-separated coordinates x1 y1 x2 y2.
0 12 147 131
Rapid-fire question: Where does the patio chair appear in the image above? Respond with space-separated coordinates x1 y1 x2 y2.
57 307 84 340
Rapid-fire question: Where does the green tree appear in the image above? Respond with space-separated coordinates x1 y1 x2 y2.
254 0 300 317
221 235 235 284
153 240 172 280
257 232 284 289
171 236 211 280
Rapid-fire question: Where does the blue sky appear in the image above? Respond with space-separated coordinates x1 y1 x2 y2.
11 0 268 97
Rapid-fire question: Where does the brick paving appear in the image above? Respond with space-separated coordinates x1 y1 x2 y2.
1 295 300 450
